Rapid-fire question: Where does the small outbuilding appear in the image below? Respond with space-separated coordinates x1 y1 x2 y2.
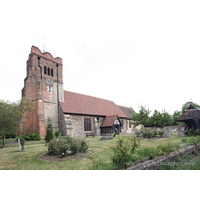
177 103 200 136
100 114 122 136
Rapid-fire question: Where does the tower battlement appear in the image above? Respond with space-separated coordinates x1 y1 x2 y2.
27 45 62 65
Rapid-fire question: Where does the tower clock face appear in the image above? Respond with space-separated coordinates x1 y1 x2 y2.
46 78 53 86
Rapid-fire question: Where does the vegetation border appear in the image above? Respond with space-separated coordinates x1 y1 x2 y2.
126 143 200 170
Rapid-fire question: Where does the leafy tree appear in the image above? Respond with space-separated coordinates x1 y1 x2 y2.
182 101 200 113
45 118 54 142
0 100 20 147
131 105 151 127
0 97 35 148
151 110 173 127
172 110 185 125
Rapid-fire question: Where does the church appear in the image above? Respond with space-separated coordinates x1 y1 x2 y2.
20 46 135 138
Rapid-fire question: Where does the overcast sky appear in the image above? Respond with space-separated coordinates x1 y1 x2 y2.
0 0 200 115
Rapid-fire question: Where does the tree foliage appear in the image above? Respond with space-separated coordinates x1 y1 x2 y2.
131 105 151 127
172 110 185 125
0 97 35 147
131 106 173 128
45 118 54 142
182 101 200 113
151 110 173 127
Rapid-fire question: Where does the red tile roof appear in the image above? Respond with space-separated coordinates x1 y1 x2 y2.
177 109 200 121
60 91 128 118
101 115 119 127
118 105 135 119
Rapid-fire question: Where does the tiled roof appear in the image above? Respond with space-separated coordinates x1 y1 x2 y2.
177 109 200 121
101 115 120 127
118 105 135 119
60 91 128 118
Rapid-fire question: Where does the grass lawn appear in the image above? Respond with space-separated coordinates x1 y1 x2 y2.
0 132 198 170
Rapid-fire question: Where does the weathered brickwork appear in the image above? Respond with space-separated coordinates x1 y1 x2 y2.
19 46 64 139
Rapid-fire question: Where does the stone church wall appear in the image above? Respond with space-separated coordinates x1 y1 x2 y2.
63 114 104 137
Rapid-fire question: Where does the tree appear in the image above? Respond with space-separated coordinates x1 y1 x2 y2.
45 118 54 142
0 97 35 148
182 101 200 113
172 110 184 125
0 100 20 147
131 105 152 127
151 110 173 127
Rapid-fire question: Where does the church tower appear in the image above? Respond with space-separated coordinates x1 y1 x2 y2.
21 46 64 138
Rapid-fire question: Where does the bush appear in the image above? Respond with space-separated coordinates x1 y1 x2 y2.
46 137 70 156
158 130 164 137
45 118 54 142
195 129 200 136
24 133 41 141
54 131 61 138
46 136 88 156
182 138 188 143
185 130 192 136
110 136 140 166
5 132 16 139
152 127 157 137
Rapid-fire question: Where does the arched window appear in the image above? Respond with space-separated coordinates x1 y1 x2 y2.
51 68 53 77
48 86 51 92
44 66 46 74
48 67 50 76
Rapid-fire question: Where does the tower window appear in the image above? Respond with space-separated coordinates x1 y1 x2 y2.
44 66 46 74
48 86 51 92
48 67 50 76
51 68 53 77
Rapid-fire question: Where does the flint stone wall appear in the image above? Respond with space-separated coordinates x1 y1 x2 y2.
126 143 200 170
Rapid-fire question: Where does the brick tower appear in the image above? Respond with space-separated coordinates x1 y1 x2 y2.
21 46 64 139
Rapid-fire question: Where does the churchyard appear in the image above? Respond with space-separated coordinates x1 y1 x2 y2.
1 131 200 170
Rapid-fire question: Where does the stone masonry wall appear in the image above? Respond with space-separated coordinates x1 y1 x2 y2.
64 114 104 137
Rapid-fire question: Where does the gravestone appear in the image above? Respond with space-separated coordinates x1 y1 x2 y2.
178 129 185 137
100 136 113 140
18 138 22 151
163 127 170 137
131 128 135 135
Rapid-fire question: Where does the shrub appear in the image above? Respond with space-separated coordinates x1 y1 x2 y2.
182 138 188 143
185 130 191 136
158 130 164 137
46 137 70 156
46 136 88 156
152 127 157 137
45 118 54 142
54 131 61 138
195 129 200 136
24 133 41 141
5 132 16 139
110 136 140 166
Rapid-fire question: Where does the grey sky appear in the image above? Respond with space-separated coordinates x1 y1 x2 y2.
1 0 200 114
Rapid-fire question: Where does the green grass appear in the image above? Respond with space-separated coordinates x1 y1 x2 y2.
0 132 198 170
